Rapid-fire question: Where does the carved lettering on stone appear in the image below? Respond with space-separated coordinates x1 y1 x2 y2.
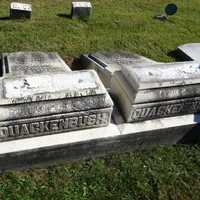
0 111 111 141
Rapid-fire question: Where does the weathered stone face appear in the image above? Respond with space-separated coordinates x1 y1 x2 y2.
10 2 32 19
0 52 113 141
2 52 71 76
82 51 200 122
81 51 157 88
177 43 200 61
121 61 200 90
0 107 112 142
71 1 92 20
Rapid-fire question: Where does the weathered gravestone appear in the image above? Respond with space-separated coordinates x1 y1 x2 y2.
81 51 157 88
1 50 200 171
71 1 92 20
0 52 113 142
82 51 200 122
10 2 32 19
177 43 200 61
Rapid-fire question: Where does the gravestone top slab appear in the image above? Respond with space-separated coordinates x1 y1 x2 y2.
177 43 200 61
82 51 158 88
122 61 200 90
10 2 32 11
2 52 70 76
0 70 107 105
88 51 157 68
71 1 92 20
72 1 92 8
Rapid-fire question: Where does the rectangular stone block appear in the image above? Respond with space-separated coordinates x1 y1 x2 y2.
0 107 112 142
122 61 200 90
0 93 112 121
10 2 32 19
111 71 200 122
71 1 92 20
2 52 71 76
0 112 199 171
81 51 157 88
0 51 113 140
112 71 200 104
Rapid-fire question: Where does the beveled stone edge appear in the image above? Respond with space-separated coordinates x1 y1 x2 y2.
0 107 113 142
0 113 198 156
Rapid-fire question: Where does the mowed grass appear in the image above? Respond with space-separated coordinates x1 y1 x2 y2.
0 0 199 61
0 0 200 199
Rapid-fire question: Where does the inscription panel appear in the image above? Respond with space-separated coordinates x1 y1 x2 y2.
89 52 155 66
0 108 112 142
0 94 110 121
11 3 32 11
130 97 200 122
1 70 106 105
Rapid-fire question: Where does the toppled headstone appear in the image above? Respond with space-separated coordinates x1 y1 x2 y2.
82 51 200 122
111 61 200 122
10 2 32 19
81 51 157 88
71 1 92 20
0 52 113 142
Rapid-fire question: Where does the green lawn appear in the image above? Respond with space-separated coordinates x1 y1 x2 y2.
0 0 200 199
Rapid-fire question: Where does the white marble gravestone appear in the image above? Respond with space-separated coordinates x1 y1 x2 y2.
177 43 200 61
111 61 200 122
82 51 200 122
81 51 157 88
0 52 113 142
10 2 32 19
71 1 92 20
0 49 200 171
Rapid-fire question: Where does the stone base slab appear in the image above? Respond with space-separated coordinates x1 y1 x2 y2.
0 112 200 171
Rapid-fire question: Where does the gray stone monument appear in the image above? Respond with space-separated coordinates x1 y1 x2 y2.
10 2 32 19
1 50 200 171
0 52 113 142
71 1 92 20
82 51 200 122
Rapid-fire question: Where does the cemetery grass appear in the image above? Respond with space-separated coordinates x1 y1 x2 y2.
0 0 200 199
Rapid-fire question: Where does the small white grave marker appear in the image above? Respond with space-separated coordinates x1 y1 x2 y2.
71 1 92 20
10 2 32 19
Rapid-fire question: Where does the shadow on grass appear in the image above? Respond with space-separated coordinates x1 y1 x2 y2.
57 13 71 19
0 16 11 20
178 114 200 144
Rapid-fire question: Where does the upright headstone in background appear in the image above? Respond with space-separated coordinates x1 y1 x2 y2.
10 2 32 19
71 1 92 20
